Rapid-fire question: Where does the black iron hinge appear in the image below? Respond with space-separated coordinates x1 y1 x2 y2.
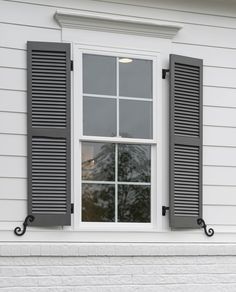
71 60 74 71
71 203 74 214
162 206 170 216
162 69 170 79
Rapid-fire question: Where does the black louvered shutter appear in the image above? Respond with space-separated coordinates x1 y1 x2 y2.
169 54 202 229
27 42 71 226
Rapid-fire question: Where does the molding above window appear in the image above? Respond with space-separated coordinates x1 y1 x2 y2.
54 10 182 39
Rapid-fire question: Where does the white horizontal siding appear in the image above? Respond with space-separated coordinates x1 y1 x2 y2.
204 106 236 127
203 185 236 205
174 24 236 49
0 68 26 91
203 87 236 108
0 178 26 200
0 48 26 69
0 200 26 222
0 0 58 29
0 23 60 49
205 205 236 225
0 156 26 178
204 126 236 147
204 166 236 186
0 134 26 156
173 43 236 69
0 90 26 113
0 112 26 135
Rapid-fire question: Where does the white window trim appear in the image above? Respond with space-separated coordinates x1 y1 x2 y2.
72 44 162 232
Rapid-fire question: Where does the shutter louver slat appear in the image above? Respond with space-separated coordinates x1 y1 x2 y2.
169 54 202 229
28 42 71 226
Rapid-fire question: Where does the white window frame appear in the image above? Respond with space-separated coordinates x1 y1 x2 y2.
72 43 162 232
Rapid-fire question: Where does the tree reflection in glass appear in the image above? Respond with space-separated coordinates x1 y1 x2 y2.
118 144 151 182
82 142 115 181
118 185 150 222
82 184 115 222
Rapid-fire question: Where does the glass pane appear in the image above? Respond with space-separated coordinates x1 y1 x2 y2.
119 58 152 98
82 184 115 222
82 142 115 181
119 100 152 139
83 96 116 137
118 185 150 222
118 144 151 182
83 54 116 95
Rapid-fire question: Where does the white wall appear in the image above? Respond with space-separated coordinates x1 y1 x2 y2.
1 0 236 242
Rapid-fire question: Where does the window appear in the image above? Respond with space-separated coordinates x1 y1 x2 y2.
26 40 202 235
74 49 158 228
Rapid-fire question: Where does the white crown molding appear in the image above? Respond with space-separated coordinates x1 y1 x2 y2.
54 10 182 39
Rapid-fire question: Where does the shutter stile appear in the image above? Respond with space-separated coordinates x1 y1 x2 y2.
169 55 202 229
28 42 71 226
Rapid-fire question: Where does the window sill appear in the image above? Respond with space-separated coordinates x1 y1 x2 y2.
1 243 236 257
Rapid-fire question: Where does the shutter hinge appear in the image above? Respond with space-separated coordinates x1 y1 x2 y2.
70 60 74 71
71 203 74 214
162 69 170 79
162 206 170 216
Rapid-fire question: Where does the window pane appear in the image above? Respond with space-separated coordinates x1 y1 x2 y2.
119 58 152 98
118 144 151 182
118 185 150 222
82 142 115 181
82 184 115 222
83 96 116 137
83 54 116 95
119 100 152 139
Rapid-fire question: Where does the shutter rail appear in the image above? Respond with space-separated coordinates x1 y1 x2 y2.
14 215 35 236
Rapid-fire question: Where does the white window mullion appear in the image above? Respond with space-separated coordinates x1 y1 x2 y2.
115 143 118 223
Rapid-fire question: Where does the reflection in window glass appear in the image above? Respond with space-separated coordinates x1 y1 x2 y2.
119 58 152 98
118 185 150 222
83 54 116 95
82 142 115 181
83 96 116 137
119 100 153 139
118 144 151 182
82 184 115 222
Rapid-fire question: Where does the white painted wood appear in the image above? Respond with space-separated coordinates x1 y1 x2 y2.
203 166 236 186
204 126 236 147
204 87 236 108
174 24 236 49
0 200 26 221
0 134 26 156
0 156 26 178
203 185 236 206
173 43 236 69
0 112 26 135
0 1 58 29
0 68 26 91
0 178 26 200
204 205 236 225
8 0 236 19
204 106 236 127
0 48 26 69
0 23 60 49
204 66 236 89
204 146 236 167
0 90 26 113
55 10 182 39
